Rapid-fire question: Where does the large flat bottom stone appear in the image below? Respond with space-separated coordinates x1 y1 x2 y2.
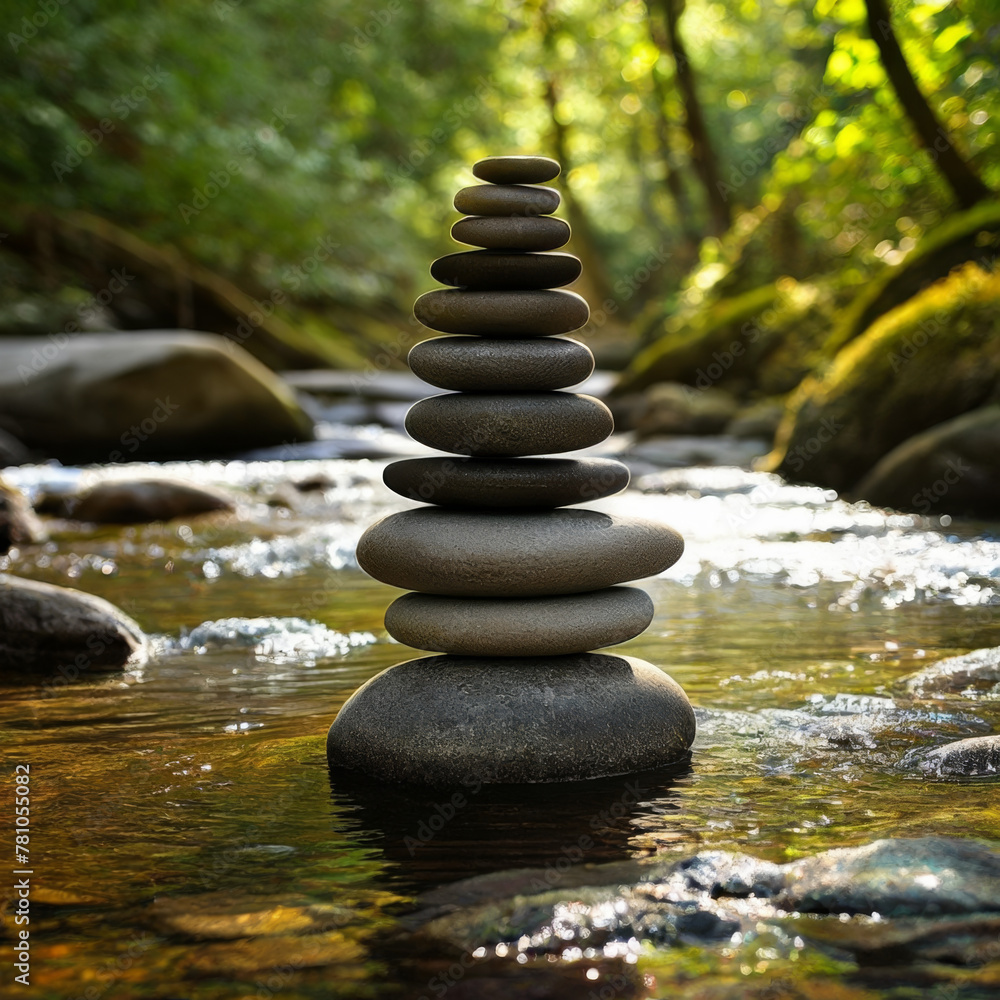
384 586 653 655
326 653 695 784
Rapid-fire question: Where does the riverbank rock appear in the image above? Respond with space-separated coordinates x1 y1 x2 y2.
912 735 1000 776
0 574 147 675
0 479 45 553
0 332 314 463
413 837 1000 963
48 478 235 524
615 279 829 399
851 405 1000 517
766 265 1000 492
627 383 739 437
899 646 1000 698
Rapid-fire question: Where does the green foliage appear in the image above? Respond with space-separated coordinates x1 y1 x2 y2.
0 0 997 361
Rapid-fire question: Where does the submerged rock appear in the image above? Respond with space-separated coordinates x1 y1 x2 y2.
0 574 147 675
900 646 1000 698
911 735 1000 776
51 478 235 524
0 331 314 462
414 837 1000 966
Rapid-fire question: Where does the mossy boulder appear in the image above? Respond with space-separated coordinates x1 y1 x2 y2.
615 278 833 399
0 331 314 463
851 405 1000 517
765 265 1000 492
822 199 1000 360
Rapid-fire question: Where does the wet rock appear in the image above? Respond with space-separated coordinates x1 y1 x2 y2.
356 507 685 597
413 289 589 336
0 478 45 553
184 930 364 976
54 478 235 524
413 837 1000 962
915 735 1000 776
408 335 593 391
451 215 571 251
791 912 1000 967
404 392 613 456
900 646 1000 698
0 331 314 462
852 405 1000 517
0 574 147 674
149 888 396 939
778 837 1000 917
473 155 561 184
327 652 695 784
671 851 785 898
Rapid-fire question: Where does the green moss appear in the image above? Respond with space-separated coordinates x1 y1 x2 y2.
821 199 1000 360
769 263 1000 491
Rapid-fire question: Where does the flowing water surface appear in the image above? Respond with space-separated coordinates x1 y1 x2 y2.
1 455 999 999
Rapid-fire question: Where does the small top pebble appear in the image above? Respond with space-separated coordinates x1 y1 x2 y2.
473 155 560 185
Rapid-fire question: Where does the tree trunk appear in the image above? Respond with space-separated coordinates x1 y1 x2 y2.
654 0 731 236
865 0 990 209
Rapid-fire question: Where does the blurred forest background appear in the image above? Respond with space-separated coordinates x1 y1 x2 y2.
2 0 998 500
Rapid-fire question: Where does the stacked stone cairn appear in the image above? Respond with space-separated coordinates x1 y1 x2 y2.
327 155 695 784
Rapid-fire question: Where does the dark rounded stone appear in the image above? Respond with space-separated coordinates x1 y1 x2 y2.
920 735 1000 776
0 573 147 673
473 155 561 185
452 216 570 251
384 586 654 655
430 251 581 290
408 336 593 392
413 289 589 336
383 456 629 507
356 507 684 596
326 652 695 784
454 184 560 217
404 392 612 456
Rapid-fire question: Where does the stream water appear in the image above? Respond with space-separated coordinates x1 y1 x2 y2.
1 453 998 999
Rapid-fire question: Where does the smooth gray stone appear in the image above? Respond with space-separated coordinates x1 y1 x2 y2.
57 479 234 524
454 184 560 217
452 216 570 251
356 507 684 596
384 587 653 655
382 456 629 507
413 289 589 336
0 573 147 674
408 336 593 391
430 251 581 290
473 155 561 185
327 652 695 784
404 392 613 456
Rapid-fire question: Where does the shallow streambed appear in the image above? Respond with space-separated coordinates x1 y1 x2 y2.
1 458 998 998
